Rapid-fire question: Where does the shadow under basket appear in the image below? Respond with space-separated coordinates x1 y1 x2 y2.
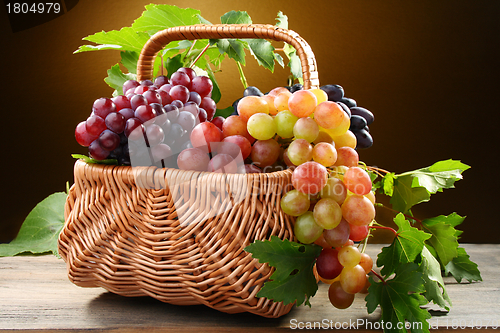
58 23 321 318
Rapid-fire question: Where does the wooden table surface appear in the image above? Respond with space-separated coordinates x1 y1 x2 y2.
1 244 499 332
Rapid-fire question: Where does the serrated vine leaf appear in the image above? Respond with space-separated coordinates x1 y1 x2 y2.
377 214 432 276
78 27 150 53
399 160 470 194
247 39 276 72
420 246 452 311
215 39 246 65
422 213 465 266
131 4 202 33
445 247 482 283
366 263 431 333
0 192 67 257
390 175 431 214
220 10 252 25
245 236 322 306
276 11 288 29
104 64 137 93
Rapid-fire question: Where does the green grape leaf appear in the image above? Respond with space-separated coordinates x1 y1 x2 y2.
215 39 246 65
283 43 302 79
276 11 288 29
274 53 285 68
245 236 322 306
444 247 482 283
390 175 431 214
120 50 139 74
0 192 68 257
78 27 150 53
74 44 123 53
398 160 470 194
381 172 395 196
131 4 202 33
220 10 252 25
164 54 184 78
366 263 431 333
247 39 276 72
72 154 118 165
214 106 235 118
104 64 137 93
420 246 452 311
377 214 432 276
421 213 465 266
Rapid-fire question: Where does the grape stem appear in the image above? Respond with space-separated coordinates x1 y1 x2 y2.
236 61 248 89
189 42 211 68
371 269 386 284
368 225 398 236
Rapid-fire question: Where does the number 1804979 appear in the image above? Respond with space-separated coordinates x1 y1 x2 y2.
6 3 61 14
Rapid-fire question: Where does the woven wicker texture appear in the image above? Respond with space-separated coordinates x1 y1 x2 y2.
58 24 319 318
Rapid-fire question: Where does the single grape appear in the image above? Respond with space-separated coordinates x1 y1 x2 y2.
188 91 202 105
243 86 264 97
211 116 225 131
339 97 357 108
332 130 357 149
349 115 367 131
134 85 150 95
293 117 319 143
334 147 359 167
291 161 328 194
312 142 337 167
143 90 162 105
111 95 131 111
315 248 343 280
105 112 126 134
177 147 210 171
145 124 165 147
92 98 116 119
98 129 120 151
308 88 328 104
222 115 254 143
320 84 344 102
328 281 354 309
198 108 207 122
339 265 367 294
349 224 369 242
222 135 252 159
237 96 269 121
247 113 277 140
86 114 107 137
320 177 347 205
261 95 278 116
274 92 292 112
343 167 372 196
323 219 350 248
288 90 317 117
150 143 172 163
177 111 198 131
153 75 169 87
124 117 144 140
190 122 223 153
169 85 190 103
313 198 342 229
190 76 213 98
250 139 281 168
119 108 135 121
170 71 191 89
294 211 324 244
359 253 374 274
274 110 299 139
350 106 374 125
280 189 310 216
267 86 290 97
130 94 148 110
88 139 110 160
75 121 97 147
354 129 373 149
287 139 313 166
341 194 376 226
208 153 239 173
338 245 361 268
134 105 157 123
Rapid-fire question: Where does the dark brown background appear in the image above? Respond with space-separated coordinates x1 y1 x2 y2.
1 0 498 243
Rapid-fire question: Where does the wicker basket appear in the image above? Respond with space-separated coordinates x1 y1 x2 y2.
58 24 320 318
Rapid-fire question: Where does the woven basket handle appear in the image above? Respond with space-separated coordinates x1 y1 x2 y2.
136 24 319 89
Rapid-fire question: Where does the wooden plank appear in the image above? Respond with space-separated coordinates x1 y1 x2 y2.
0 244 498 332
